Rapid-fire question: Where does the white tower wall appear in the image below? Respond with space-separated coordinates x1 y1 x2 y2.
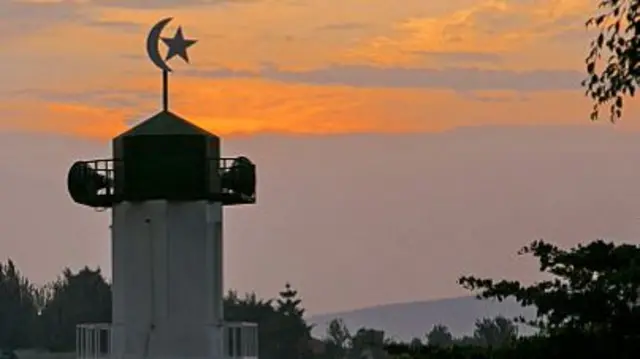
111 200 223 359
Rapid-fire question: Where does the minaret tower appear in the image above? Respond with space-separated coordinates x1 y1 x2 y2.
68 17 258 359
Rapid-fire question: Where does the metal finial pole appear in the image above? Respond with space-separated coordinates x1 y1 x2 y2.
162 69 169 112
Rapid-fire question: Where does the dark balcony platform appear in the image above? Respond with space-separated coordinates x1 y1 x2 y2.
67 157 256 208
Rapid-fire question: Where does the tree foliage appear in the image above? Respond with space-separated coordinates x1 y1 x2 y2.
0 262 314 359
458 239 640 338
38 267 112 351
423 318 517 349
584 0 640 122
224 284 316 359
425 324 453 347
324 318 351 358
274 283 314 359
471 316 518 348
349 328 387 359
384 239 640 358
386 330 640 359
0 260 38 349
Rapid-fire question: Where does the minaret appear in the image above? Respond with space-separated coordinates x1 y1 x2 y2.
69 17 258 359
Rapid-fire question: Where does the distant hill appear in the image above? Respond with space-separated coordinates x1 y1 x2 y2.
308 296 537 342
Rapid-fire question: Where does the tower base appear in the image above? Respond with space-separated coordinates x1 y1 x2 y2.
110 200 227 359
76 322 258 359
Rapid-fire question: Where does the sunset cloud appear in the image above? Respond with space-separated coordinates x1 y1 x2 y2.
88 0 258 9
3 75 632 139
347 0 594 69
185 64 584 92
0 0 624 139
0 1 83 40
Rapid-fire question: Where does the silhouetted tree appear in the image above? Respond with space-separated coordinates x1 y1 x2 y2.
225 284 313 359
425 324 453 348
0 260 38 349
584 0 640 121
453 335 478 346
408 338 422 350
458 240 640 339
275 283 313 359
33 283 55 316
472 316 518 347
350 328 387 359
324 318 351 359
38 267 111 352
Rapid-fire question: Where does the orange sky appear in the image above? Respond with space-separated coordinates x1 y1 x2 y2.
1 0 637 138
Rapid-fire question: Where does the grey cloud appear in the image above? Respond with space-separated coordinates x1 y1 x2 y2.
184 64 584 92
460 91 531 103
0 1 78 21
88 0 260 9
120 53 148 61
0 0 257 41
413 51 503 65
3 88 157 109
549 27 590 43
0 1 84 39
546 13 585 28
83 20 143 33
469 11 532 34
316 22 370 31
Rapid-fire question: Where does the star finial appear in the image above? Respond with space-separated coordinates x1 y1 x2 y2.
161 27 197 63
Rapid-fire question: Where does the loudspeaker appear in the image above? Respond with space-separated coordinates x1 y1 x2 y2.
67 161 113 206
220 156 256 198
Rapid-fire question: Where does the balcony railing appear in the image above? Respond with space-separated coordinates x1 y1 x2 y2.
224 322 259 359
76 323 112 359
68 157 256 208
76 322 258 359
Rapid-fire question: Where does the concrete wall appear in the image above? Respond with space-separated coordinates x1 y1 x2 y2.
111 200 224 359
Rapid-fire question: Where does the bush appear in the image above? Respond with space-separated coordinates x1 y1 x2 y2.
385 331 640 359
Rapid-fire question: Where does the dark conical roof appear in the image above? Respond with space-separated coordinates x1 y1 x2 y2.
116 110 215 138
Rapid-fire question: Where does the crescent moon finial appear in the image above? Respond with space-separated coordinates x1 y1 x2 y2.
145 17 198 112
146 17 197 72
146 17 174 72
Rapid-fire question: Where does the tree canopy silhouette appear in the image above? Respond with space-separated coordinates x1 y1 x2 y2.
38 267 112 351
584 0 640 122
324 318 351 359
0 260 38 349
425 324 453 348
458 239 640 339
274 283 314 359
224 284 314 359
471 316 518 348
